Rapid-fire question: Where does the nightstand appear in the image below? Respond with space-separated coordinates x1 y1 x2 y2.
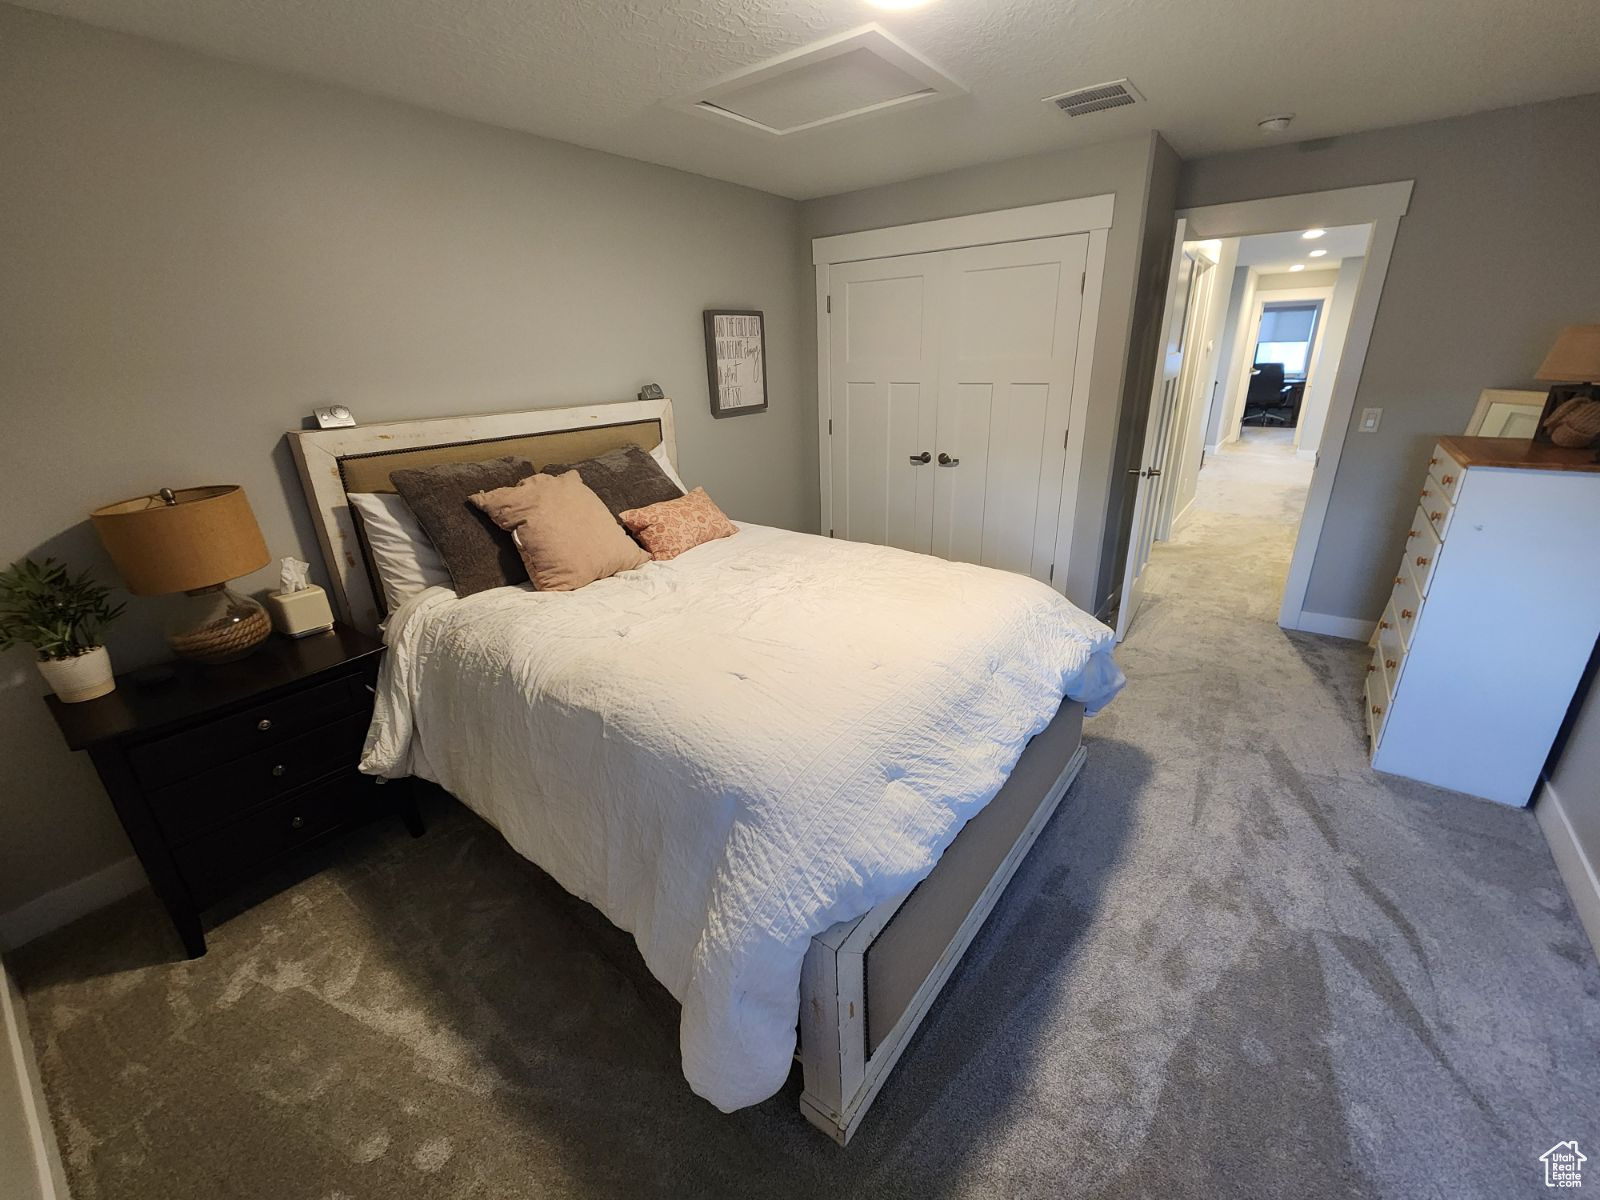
45 624 423 957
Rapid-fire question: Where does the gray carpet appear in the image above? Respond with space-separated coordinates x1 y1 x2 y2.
15 436 1600 1199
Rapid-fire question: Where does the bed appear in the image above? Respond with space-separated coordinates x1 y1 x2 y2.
289 398 1122 1143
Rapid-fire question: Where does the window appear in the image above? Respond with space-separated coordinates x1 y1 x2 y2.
1253 302 1321 378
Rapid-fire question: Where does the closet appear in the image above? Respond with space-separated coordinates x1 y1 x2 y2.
815 199 1110 593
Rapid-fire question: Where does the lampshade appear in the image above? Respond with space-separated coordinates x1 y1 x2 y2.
91 485 270 596
1536 325 1600 383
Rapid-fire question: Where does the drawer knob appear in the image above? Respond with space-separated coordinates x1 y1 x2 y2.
1429 457 1439 465
1385 658 1397 669
257 718 273 732
271 764 286 777
1430 511 1443 521
1441 474 1454 484
1394 576 1404 586
1406 529 1418 539
1401 608 1414 620
1371 705 1384 716
1415 555 1429 567
290 815 305 830
1378 620 1391 630
1420 489 1430 497
1366 663 1376 673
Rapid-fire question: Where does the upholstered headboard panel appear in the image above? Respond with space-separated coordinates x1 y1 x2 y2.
288 399 677 634
336 419 665 494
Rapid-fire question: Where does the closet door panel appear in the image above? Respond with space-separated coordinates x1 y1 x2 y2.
932 235 1088 581
827 257 940 552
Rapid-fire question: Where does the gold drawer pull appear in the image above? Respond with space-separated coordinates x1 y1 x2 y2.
1371 705 1384 716
1378 620 1391 630
1385 658 1397 669
1394 575 1404 586
1415 555 1430 567
257 718 273 732
1401 608 1414 620
1420 489 1431 497
1366 663 1376 673
1429 456 1439 465
1441 474 1454 484
1430 511 1444 521
1406 529 1418 539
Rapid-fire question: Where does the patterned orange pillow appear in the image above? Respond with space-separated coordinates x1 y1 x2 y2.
619 487 737 561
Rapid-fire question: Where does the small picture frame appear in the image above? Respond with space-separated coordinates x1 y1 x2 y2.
704 309 768 419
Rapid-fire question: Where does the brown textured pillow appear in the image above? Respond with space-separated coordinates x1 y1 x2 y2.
389 455 534 596
472 471 649 592
619 487 737 561
541 444 683 523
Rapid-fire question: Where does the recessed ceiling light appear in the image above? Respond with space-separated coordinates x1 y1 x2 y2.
1309 248 1328 258
1301 228 1326 240
1257 115 1294 132
1289 264 1306 272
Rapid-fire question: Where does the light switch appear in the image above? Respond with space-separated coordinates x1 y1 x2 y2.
1359 407 1382 432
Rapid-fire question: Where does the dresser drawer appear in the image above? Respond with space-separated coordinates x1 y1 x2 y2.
1376 600 1407 687
1418 479 1455 541
1405 504 1443 594
129 673 369 790
1390 566 1424 651
1364 665 1389 749
171 772 382 906
149 711 371 844
1428 443 1467 506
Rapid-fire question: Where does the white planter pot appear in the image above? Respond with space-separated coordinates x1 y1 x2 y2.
37 645 115 703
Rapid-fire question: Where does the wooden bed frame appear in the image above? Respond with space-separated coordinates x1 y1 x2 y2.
288 398 1088 1144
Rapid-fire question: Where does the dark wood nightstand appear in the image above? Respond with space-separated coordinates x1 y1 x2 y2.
45 624 423 958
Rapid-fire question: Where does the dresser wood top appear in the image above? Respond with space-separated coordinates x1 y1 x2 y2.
1437 435 1600 473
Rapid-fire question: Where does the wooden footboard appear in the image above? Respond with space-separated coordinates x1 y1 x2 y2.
797 701 1087 1144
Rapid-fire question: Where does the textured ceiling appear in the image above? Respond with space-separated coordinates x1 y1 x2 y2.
17 0 1600 199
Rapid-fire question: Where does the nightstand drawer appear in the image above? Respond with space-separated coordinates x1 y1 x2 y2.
171 773 381 906
129 675 365 789
149 711 371 844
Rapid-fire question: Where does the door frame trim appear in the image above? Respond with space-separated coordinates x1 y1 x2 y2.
813 194 1115 566
1176 180 1412 635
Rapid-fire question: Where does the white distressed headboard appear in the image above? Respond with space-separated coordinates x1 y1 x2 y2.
287 398 678 634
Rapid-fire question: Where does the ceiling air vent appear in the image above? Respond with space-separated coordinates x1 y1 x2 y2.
1044 79 1144 117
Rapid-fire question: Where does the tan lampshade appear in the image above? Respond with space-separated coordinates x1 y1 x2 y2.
91 485 271 596
1536 325 1600 383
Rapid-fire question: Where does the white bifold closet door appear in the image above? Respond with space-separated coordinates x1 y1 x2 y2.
828 234 1089 585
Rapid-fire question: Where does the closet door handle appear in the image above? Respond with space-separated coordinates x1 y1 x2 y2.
937 453 959 467
909 451 931 465
1127 467 1163 478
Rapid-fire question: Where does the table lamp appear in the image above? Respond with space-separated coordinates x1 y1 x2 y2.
91 485 272 664
1535 324 1600 449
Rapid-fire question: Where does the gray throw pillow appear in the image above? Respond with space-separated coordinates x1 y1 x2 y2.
389 455 535 596
541 444 683 523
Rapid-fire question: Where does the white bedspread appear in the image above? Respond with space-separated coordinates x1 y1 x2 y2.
362 523 1122 1111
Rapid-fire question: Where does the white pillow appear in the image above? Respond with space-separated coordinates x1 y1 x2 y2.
348 492 452 610
650 441 688 493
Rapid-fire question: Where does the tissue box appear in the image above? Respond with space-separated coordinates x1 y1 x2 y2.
266 585 335 638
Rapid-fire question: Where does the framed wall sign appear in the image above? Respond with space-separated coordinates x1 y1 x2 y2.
703 309 768 418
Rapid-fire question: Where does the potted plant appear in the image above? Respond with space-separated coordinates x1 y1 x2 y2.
0 558 125 703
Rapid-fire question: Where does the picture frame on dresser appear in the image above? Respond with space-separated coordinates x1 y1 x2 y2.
1464 388 1544 439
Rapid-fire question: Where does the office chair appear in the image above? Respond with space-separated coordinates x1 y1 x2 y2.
1242 363 1294 425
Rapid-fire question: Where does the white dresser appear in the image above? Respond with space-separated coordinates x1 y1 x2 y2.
1365 435 1600 806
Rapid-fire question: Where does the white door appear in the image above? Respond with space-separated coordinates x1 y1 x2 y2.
826 251 942 553
931 234 1089 582
1116 219 1192 641
1154 251 1216 540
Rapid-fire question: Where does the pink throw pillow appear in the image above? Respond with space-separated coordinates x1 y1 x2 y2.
471 470 648 591
619 487 737 561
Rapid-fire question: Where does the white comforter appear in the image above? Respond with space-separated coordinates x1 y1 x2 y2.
362 523 1122 1111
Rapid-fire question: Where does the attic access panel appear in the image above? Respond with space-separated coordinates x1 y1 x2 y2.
675 25 964 137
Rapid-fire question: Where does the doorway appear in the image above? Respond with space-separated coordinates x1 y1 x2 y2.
1115 182 1412 641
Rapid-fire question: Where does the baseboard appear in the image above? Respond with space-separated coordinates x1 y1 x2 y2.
1535 779 1600 959
1289 610 1377 642
0 857 146 952
1171 497 1196 535
2 957 70 1199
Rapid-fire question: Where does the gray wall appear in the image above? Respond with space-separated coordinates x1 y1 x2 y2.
800 132 1177 617
1547 665 1600 947
0 4 809 919
1181 91 1600 621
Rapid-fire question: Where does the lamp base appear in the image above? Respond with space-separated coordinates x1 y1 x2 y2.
166 585 271 664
